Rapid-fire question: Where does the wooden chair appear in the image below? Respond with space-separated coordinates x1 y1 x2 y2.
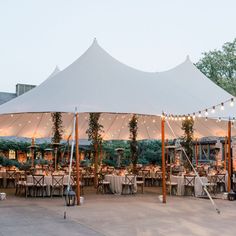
51 175 64 197
0 174 3 188
32 175 47 197
153 171 163 186
6 170 16 188
96 173 110 194
184 175 196 196
166 177 178 196
122 174 135 195
141 170 152 186
136 175 144 193
204 175 217 195
215 174 226 193
15 172 26 196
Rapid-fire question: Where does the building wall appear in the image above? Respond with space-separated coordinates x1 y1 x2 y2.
16 84 36 96
0 83 36 105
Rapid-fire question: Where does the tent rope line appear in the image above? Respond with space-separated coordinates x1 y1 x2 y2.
15 114 34 137
166 120 221 215
33 113 44 138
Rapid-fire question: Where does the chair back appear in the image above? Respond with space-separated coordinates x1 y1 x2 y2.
215 174 225 183
6 170 16 179
207 175 217 184
97 173 105 184
70 174 77 186
124 174 135 185
155 171 162 179
184 175 195 186
52 175 64 187
16 172 26 182
33 175 45 187
141 170 150 178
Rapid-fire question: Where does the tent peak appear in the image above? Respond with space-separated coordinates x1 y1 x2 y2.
185 55 191 62
92 37 98 45
47 66 60 79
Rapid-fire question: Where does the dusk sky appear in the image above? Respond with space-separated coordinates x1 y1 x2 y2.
0 0 236 92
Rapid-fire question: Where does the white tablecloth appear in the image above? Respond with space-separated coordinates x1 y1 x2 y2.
170 175 208 197
27 175 70 196
104 175 137 194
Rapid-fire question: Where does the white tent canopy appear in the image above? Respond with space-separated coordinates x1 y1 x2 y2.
0 39 235 139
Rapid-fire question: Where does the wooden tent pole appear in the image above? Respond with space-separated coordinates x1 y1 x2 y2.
224 136 227 170
75 113 80 205
227 120 231 192
195 139 198 167
161 117 166 203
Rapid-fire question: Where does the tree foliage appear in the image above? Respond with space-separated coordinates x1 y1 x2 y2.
86 113 104 150
129 114 138 173
51 112 63 144
196 38 236 96
181 118 194 169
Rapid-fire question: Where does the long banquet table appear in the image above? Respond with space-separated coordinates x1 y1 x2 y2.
170 175 208 197
104 174 137 194
27 175 70 196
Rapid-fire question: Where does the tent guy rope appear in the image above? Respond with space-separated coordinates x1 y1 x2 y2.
166 120 221 215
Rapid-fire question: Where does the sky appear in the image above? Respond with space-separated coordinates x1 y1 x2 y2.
0 0 236 92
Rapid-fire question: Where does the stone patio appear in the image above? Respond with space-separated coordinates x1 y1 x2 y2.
0 188 235 236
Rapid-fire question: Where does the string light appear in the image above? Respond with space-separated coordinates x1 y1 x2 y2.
230 98 234 107
211 106 215 113
205 117 208 121
218 117 221 122
221 103 224 110
164 97 235 122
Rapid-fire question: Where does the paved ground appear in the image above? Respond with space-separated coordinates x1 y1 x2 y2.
0 188 236 236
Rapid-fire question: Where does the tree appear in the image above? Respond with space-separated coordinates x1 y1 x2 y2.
51 112 63 144
196 38 236 96
86 113 104 186
181 118 194 170
129 114 138 173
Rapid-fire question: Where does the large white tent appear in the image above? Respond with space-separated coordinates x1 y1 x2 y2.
0 39 235 139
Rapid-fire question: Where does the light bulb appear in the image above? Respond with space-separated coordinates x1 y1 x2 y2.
198 111 202 117
221 103 224 110
211 106 215 113
205 109 208 116
230 98 234 107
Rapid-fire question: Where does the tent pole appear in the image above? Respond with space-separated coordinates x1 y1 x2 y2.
224 136 227 170
227 120 231 192
195 139 198 167
31 137 35 168
161 117 166 203
94 143 98 187
75 112 80 205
